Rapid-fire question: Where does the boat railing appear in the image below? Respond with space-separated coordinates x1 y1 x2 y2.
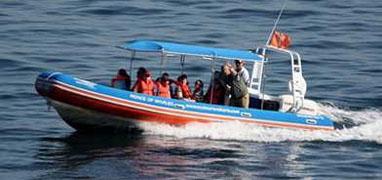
249 45 306 112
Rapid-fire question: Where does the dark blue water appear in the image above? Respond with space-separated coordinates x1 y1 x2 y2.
1 0 382 179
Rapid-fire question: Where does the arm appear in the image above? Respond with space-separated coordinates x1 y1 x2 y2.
131 81 139 92
242 69 250 86
176 86 183 99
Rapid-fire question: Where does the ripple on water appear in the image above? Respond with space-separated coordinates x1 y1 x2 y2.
1 0 382 179
79 6 169 16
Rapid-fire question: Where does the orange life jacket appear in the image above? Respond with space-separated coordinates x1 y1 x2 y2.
177 82 193 99
156 81 171 98
270 31 291 49
133 78 154 95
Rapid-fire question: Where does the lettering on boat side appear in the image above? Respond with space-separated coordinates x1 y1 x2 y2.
175 104 186 109
298 114 325 120
185 104 240 114
128 94 241 115
74 78 96 89
240 112 252 117
129 94 147 101
297 114 316 119
306 119 317 124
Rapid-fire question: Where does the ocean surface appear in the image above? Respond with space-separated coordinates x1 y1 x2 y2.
1 0 382 179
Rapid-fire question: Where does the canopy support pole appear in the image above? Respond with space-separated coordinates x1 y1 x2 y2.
129 51 135 78
209 58 215 104
180 55 185 74
260 62 267 110
260 0 287 109
260 49 267 110
160 52 165 76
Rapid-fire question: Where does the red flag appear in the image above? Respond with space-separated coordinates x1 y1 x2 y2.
270 31 292 49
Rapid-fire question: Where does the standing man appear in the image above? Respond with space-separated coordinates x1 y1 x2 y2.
222 63 249 108
234 59 250 86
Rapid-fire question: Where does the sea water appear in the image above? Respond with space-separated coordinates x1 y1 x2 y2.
1 0 381 179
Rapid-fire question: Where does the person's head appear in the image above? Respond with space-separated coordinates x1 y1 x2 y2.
194 79 203 89
223 63 233 76
143 70 151 80
160 72 170 84
234 59 245 71
213 71 220 80
118 68 128 77
137 67 147 79
177 74 188 84
161 72 169 81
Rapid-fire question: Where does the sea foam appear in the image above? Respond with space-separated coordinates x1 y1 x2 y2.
140 105 382 144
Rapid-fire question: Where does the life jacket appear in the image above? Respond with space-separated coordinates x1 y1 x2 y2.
205 86 225 104
177 82 193 99
270 31 291 49
111 75 130 90
133 78 154 95
156 81 171 98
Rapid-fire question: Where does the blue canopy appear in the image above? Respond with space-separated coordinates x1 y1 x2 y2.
120 40 263 62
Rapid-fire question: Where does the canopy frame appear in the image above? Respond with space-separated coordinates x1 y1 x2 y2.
120 40 263 62
121 39 306 112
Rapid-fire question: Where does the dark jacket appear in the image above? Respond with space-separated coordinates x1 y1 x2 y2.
226 74 248 99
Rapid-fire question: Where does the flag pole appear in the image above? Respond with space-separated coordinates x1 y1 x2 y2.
265 0 287 46
261 0 288 110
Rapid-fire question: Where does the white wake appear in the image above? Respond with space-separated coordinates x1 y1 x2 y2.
140 105 382 144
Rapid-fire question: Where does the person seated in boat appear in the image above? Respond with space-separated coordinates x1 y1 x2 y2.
136 67 147 80
176 74 194 100
170 79 178 99
132 68 155 95
222 63 249 108
192 79 204 102
111 68 131 90
234 59 250 86
155 72 172 98
205 71 225 104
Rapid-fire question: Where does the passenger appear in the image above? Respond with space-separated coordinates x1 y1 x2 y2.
176 74 194 100
111 68 131 90
155 73 171 98
205 68 230 105
169 79 178 98
216 66 232 105
193 80 204 102
223 63 249 108
132 68 155 95
234 59 250 86
220 64 231 105
204 75 225 105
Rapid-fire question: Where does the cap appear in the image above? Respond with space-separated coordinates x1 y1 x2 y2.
234 59 245 64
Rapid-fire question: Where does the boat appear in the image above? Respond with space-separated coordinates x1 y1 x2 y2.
35 39 335 132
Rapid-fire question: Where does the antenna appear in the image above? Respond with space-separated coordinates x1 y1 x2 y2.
265 0 287 46
260 0 288 110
